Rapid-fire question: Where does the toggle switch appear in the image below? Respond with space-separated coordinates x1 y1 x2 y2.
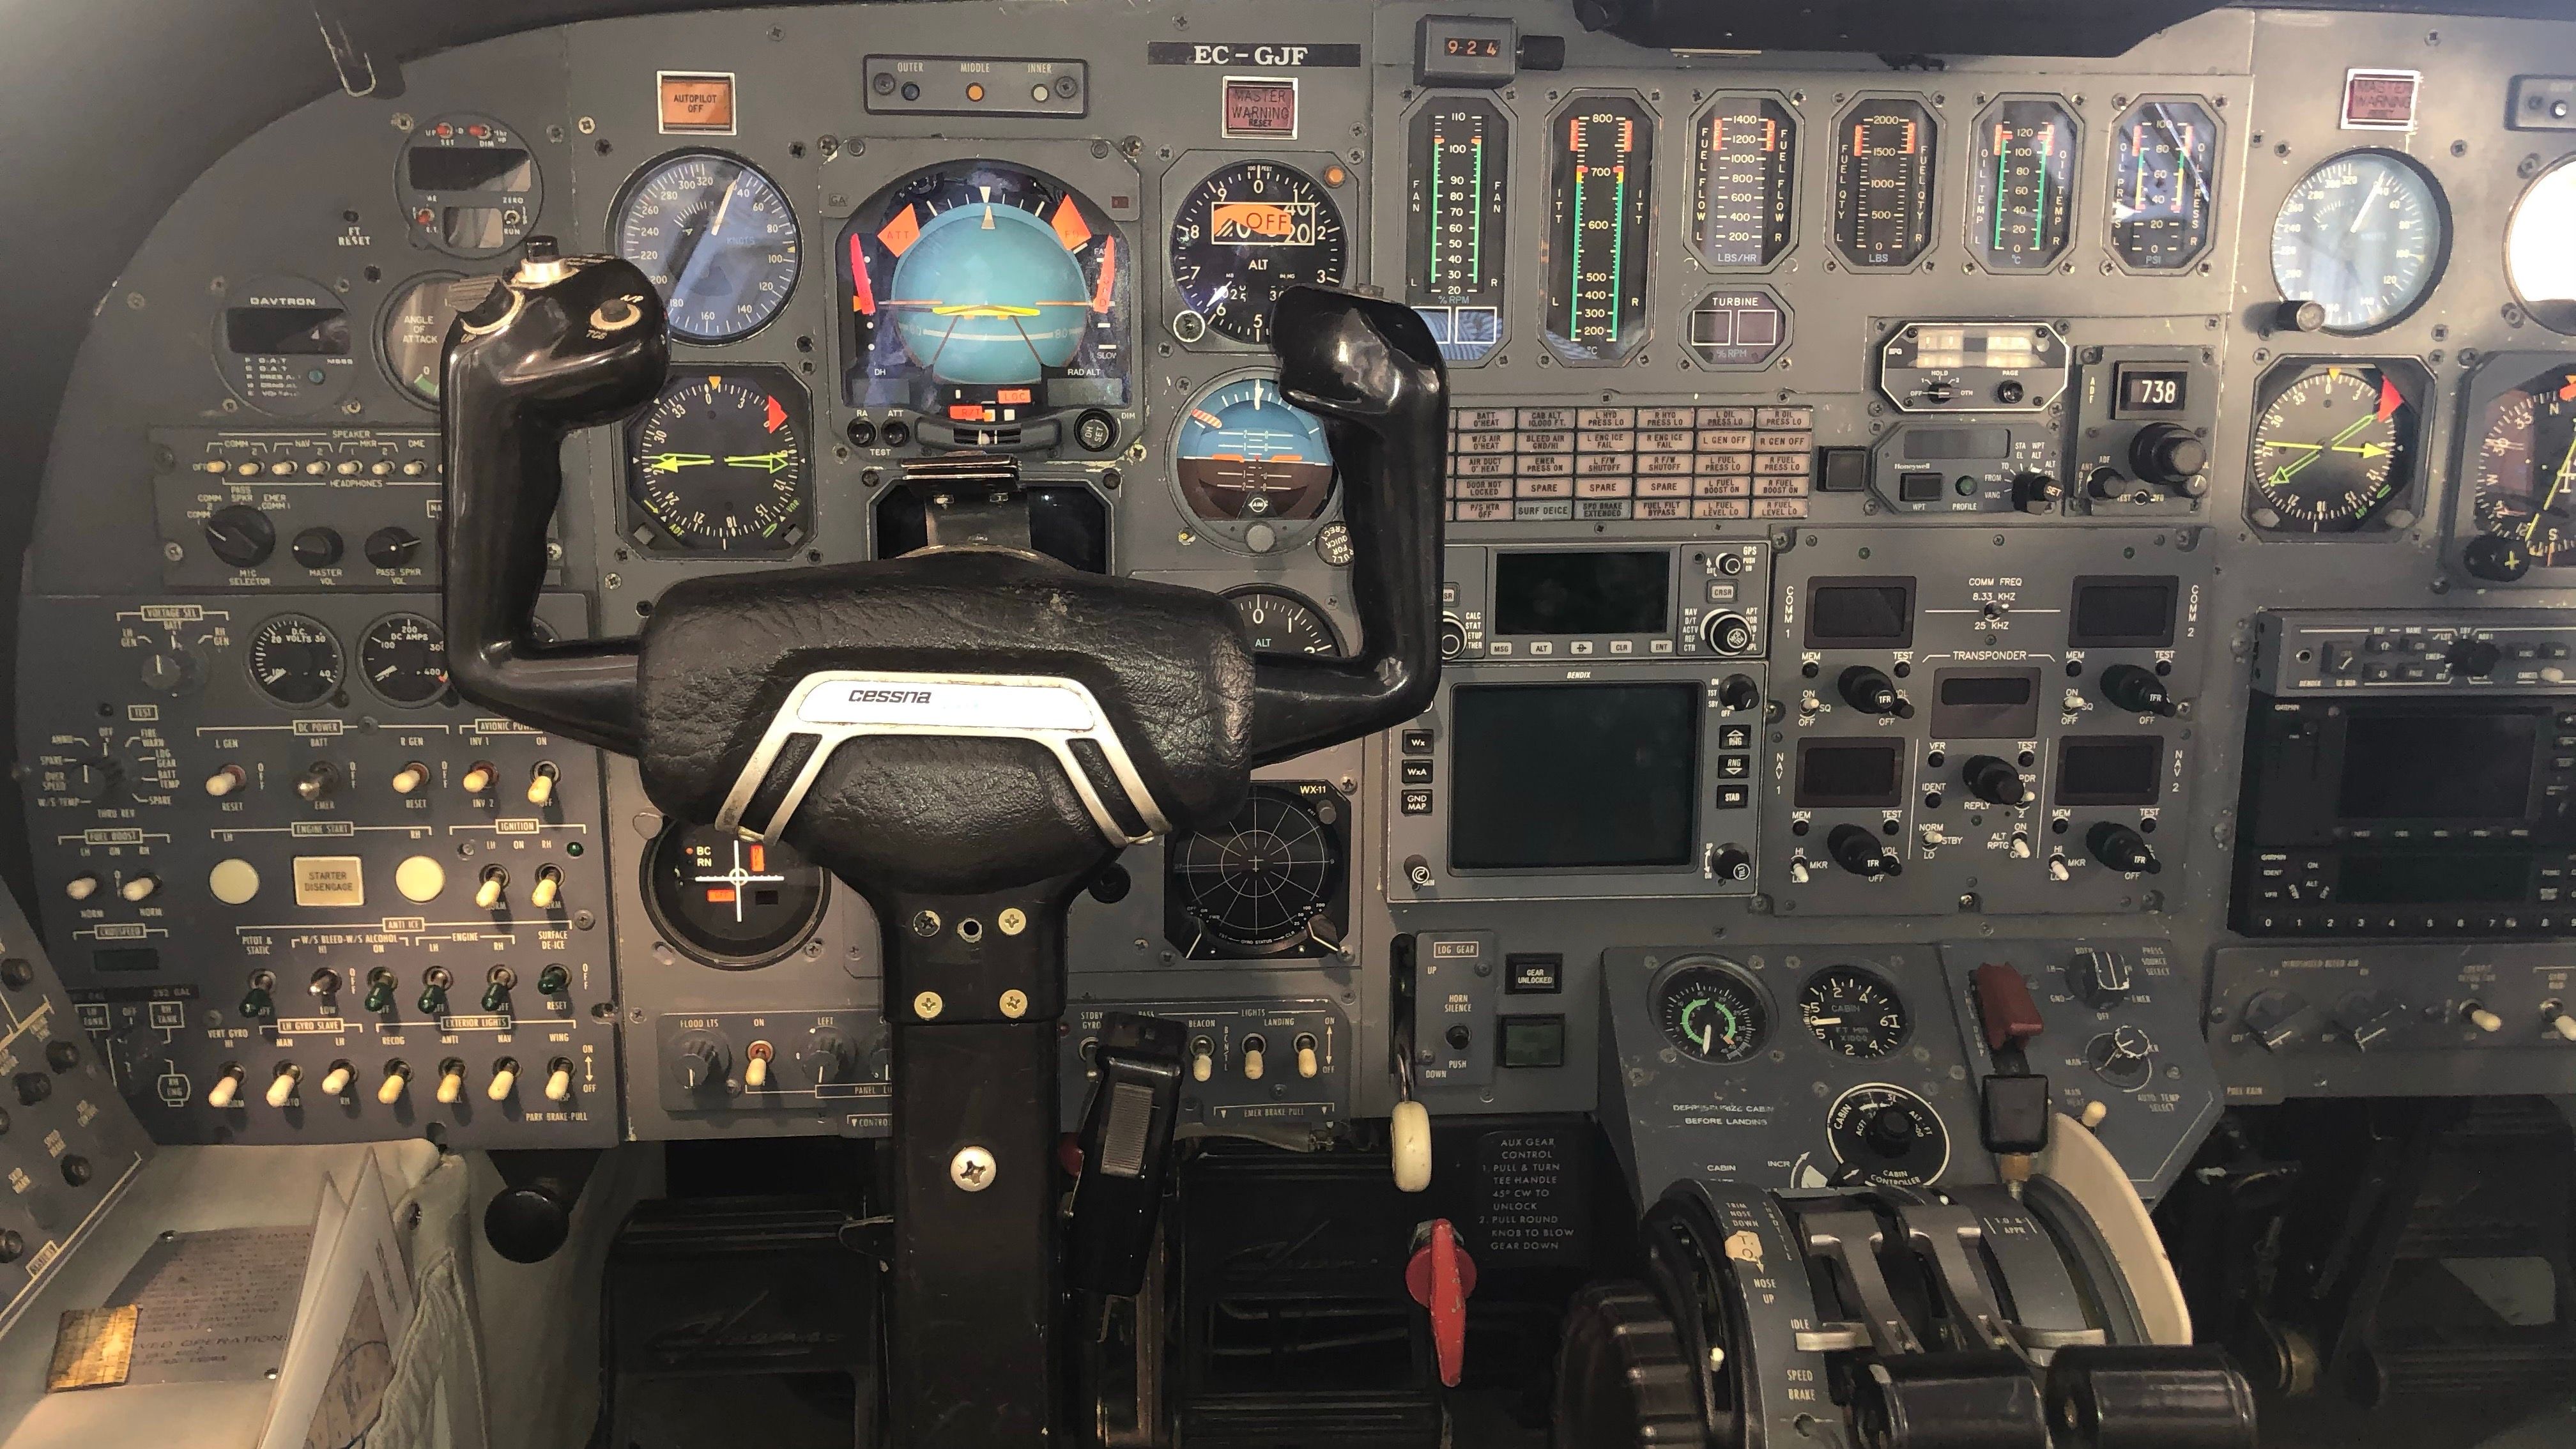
296 761 338 801
119 873 160 903
486 1059 518 1101
745 1042 773 1090
460 762 496 794
475 866 506 910
2545 1002 2576 1042
544 1059 574 1102
482 967 514 1014
207 1065 245 1108
526 762 558 806
1295 1034 1319 1079
204 764 247 797
1241 1035 1266 1082
65 874 98 902
530 864 562 910
417 969 450 1016
389 762 429 795
319 1062 354 1096
239 975 275 1019
378 1062 411 1104
364 968 397 1015
435 1061 466 1105
536 963 569 995
266 1064 300 1108
1190 1038 1214 1082
2464 1001 2504 1033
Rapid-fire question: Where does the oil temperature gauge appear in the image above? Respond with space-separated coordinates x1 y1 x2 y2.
1654 960 1769 1064
1798 966 1909 1058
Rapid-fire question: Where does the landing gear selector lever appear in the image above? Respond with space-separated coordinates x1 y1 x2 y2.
440 241 1446 1448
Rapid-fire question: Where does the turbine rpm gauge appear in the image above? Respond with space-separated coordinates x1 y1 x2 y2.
1654 962 1769 1064
2247 362 2418 532
1169 160 1348 345
623 367 812 554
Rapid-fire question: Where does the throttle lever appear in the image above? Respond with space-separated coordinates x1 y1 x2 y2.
1068 1013 1188 1297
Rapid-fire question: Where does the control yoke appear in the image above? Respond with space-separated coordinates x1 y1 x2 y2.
440 240 1446 1448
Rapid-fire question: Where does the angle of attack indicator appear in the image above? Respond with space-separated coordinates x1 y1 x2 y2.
1407 98 1509 363
1545 95 1652 363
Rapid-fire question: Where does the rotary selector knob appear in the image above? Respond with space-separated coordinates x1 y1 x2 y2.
2012 471 2066 514
802 1031 854 1085
2087 1024 2158 1090
676 1038 732 1092
1962 755 2026 807
1438 615 1467 660
202 505 275 567
1837 665 1912 718
1710 846 1751 884
1718 674 1761 712
2129 424 2209 489
1826 824 1901 880
2085 821 2159 875
290 526 344 569
2446 638 2504 679
1701 612 1754 656
2097 663 2177 717
2462 533 2533 584
365 526 424 571
2064 948 2134 1010
1863 1105 1923 1158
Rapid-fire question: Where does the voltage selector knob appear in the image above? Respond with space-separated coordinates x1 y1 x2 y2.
2085 821 2160 875
1838 666 1913 718
202 505 276 568
1826 824 1902 880
2129 424 2209 489
1962 755 2027 807
2097 664 2177 717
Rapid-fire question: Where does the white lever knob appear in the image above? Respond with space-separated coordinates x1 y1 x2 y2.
486 1062 517 1101
1392 1100 1432 1193
319 1064 353 1096
207 1068 242 1109
266 1068 299 1108
378 1068 409 1105
545 1064 574 1103
436 1065 465 1104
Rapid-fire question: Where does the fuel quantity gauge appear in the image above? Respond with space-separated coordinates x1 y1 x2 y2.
1407 98 1509 364
1970 98 2076 272
1833 98 1936 268
1654 960 1768 1064
1544 95 1653 364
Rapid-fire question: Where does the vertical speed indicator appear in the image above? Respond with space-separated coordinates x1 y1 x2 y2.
1544 95 1653 364
1970 98 2076 272
1692 95 1796 270
1407 98 1510 364
1834 98 1936 269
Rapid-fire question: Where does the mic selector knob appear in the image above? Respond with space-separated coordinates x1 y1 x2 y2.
1837 666 1912 718
2129 423 2209 488
203 505 275 568
1962 755 2026 807
2086 821 2160 875
1826 824 1901 880
2097 663 2177 717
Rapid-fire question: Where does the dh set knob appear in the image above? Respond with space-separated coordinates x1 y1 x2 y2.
1838 666 1913 718
1826 824 1901 880
2097 664 2177 717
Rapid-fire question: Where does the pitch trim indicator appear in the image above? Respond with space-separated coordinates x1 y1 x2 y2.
1544 94 1653 364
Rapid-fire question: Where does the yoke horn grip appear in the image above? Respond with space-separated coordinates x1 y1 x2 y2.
1250 286 1449 764
440 247 668 754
